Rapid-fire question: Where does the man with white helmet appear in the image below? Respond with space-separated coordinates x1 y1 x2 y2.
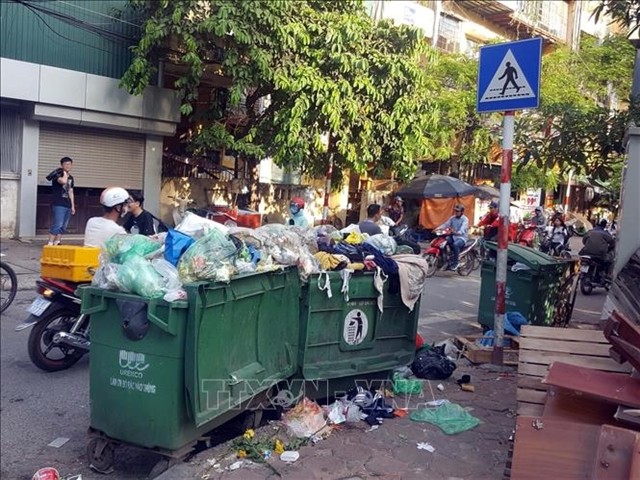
84 187 130 249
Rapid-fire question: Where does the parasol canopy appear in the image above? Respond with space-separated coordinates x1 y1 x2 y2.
396 175 478 199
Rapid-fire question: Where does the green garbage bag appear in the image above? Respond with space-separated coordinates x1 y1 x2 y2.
392 373 422 395
409 401 480 434
105 234 162 264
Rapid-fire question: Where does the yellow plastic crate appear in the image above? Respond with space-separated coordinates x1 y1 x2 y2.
40 245 101 282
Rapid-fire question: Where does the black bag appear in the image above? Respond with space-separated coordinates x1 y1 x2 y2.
411 345 457 380
46 168 63 181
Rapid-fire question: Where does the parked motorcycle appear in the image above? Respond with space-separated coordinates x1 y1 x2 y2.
516 222 543 249
578 255 612 295
390 224 421 254
422 229 478 277
16 277 90 371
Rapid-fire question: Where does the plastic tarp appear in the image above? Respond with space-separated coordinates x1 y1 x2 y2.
409 401 480 434
418 195 476 230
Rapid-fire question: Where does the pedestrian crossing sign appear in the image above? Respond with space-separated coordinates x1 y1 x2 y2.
477 38 542 113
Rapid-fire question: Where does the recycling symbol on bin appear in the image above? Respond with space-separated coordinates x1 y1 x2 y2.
343 309 368 346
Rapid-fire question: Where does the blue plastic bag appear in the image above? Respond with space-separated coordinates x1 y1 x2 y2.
164 229 195 266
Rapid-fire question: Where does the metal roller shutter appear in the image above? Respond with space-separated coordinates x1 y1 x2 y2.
38 123 144 189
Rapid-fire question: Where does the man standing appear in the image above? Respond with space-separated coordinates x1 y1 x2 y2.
358 204 383 236
47 157 75 245
387 196 405 224
437 204 469 270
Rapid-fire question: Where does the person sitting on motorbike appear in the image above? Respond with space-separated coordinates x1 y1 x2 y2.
84 187 129 249
287 197 309 228
437 204 469 270
531 206 546 226
579 219 616 279
387 196 405 225
358 204 383 236
542 216 569 256
477 201 500 241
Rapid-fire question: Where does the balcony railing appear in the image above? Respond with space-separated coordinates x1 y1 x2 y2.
162 152 235 181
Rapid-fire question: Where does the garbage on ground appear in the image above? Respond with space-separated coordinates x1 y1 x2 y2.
411 345 457 380
433 338 461 358
228 461 244 471
436 383 445 392
47 437 70 448
32 468 59 480
416 442 436 453
282 397 327 438
478 311 529 347
410 401 481 434
393 372 423 395
280 451 300 463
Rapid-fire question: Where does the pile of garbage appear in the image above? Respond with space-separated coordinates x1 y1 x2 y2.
92 212 429 302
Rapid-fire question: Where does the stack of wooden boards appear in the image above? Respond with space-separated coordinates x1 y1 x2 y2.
510 319 640 479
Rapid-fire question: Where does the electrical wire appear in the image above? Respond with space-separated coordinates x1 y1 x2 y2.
57 0 142 28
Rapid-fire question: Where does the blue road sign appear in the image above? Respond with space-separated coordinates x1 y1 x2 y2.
477 38 542 113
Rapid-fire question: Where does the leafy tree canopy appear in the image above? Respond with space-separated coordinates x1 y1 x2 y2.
121 0 440 185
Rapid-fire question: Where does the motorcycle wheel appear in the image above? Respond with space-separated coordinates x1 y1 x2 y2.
580 278 593 296
423 254 438 278
27 307 85 372
457 256 474 276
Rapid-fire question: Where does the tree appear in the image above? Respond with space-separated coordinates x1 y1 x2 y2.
120 0 439 187
593 0 640 38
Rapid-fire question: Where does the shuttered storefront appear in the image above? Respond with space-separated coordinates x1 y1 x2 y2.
38 123 144 189
36 123 145 234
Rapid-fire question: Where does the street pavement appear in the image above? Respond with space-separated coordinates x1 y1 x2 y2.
0 238 607 479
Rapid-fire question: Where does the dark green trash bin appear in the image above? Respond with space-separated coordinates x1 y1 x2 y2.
79 269 301 454
298 271 420 381
477 243 574 328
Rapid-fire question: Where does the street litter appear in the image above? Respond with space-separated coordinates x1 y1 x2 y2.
434 338 461 358
283 397 328 438
48 437 70 448
393 372 422 395
228 461 244 471
437 383 445 391
410 402 481 434
411 345 456 380
457 374 475 392
426 399 448 407
367 425 380 432
416 442 436 453
32 468 59 480
280 451 300 463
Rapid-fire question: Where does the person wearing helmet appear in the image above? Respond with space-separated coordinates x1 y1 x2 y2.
477 201 500 240
580 218 616 279
287 197 309 228
387 196 405 224
531 206 546 226
437 204 469 270
84 187 129 249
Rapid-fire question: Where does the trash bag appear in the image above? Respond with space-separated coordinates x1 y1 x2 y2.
365 234 397 256
282 397 327 438
411 345 457 380
164 229 195 266
393 373 423 395
409 401 480 434
104 234 162 264
116 255 165 298
175 211 228 239
91 262 120 290
178 227 239 283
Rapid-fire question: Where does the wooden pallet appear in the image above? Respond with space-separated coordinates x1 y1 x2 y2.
516 325 632 417
454 334 520 365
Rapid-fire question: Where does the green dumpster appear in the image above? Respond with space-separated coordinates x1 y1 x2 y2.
477 243 574 329
299 272 420 381
79 269 300 455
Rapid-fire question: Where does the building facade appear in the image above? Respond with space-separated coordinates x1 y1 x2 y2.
0 0 180 238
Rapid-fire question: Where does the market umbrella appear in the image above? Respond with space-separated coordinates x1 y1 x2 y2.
396 174 478 199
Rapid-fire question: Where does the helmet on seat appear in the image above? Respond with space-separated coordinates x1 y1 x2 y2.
100 187 130 208
290 197 305 209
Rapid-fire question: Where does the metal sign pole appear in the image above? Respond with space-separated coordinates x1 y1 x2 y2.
493 110 514 365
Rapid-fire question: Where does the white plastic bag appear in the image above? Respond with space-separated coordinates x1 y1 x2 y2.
176 211 229 239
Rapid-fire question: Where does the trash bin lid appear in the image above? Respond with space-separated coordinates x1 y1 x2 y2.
484 242 560 271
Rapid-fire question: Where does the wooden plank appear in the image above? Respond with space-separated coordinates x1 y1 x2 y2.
511 416 601 479
521 325 608 343
518 351 632 373
542 386 619 426
518 362 550 378
590 424 640 480
517 376 549 391
517 388 547 405
517 402 544 417
542 362 640 408
519 337 612 356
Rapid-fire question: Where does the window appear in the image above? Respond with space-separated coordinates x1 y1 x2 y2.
0 108 22 175
437 14 461 52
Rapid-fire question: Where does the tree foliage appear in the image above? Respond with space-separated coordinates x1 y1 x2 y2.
592 0 640 37
120 0 439 185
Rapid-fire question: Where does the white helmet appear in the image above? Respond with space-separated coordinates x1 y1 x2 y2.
100 187 130 207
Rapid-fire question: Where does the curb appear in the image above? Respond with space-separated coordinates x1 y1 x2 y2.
15 274 41 291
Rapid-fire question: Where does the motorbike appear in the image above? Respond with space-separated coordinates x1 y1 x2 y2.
578 255 612 295
539 226 572 259
389 224 421 254
15 277 90 371
422 229 478 278
516 222 544 248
